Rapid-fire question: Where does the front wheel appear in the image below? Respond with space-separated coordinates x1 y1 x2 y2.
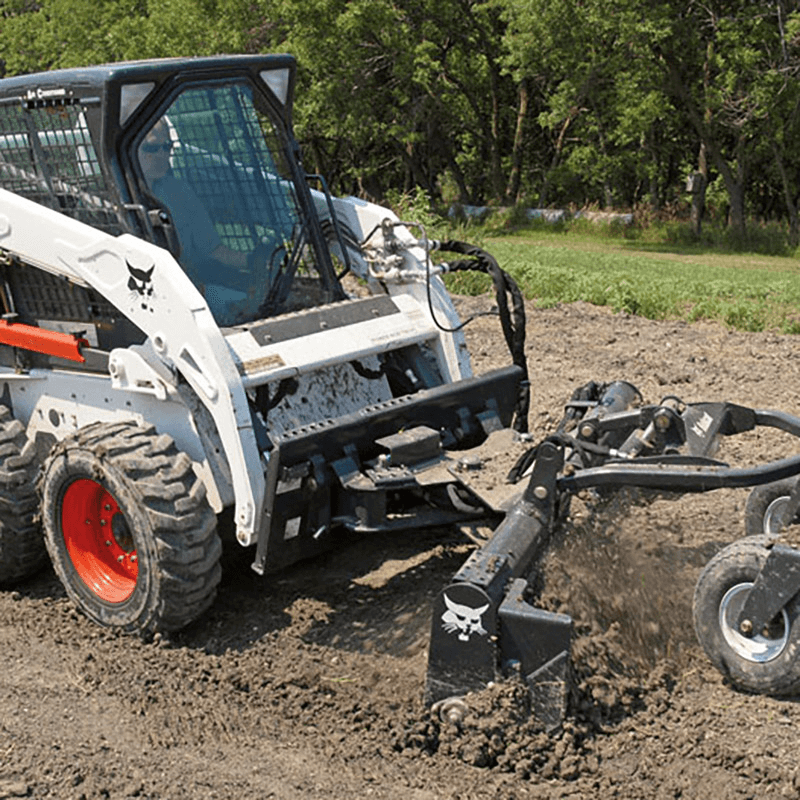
693 536 800 695
39 421 221 635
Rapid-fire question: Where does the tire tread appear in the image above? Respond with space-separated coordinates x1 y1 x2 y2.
0 405 45 584
41 421 221 634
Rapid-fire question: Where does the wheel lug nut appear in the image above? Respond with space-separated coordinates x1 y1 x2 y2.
104 504 112 511
117 555 125 563
100 519 107 526
740 619 753 635
131 555 138 563
105 540 112 547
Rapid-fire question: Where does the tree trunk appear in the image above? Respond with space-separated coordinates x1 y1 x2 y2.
663 45 747 237
772 139 799 247
728 187 745 235
689 142 708 237
645 129 660 209
727 139 747 236
649 174 660 209
689 171 706 237
505 79 528 204
540 111 577 208
488 62 504 201
589 95 613 207
700 134 746 237
447 156 472 205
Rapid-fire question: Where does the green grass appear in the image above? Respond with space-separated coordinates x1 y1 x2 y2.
442 224 800 334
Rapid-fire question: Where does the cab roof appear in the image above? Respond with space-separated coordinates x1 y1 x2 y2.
0 54 297 118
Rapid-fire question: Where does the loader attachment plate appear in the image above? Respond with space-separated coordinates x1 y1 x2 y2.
275 365 523 466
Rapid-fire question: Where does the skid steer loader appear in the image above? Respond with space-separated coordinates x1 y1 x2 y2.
6 55 800 730
0 54 553 704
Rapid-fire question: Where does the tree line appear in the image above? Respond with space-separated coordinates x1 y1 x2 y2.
3 0 800 241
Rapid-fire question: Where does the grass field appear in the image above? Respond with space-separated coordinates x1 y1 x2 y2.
441 222 800 333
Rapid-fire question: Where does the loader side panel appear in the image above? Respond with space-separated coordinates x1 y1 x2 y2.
1 259 144 356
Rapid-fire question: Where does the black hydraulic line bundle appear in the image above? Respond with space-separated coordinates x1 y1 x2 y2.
436 240 530 434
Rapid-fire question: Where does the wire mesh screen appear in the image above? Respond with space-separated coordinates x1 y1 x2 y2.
137 82 327 324
0 102 123 235
167 85 298 257
7 260 118 324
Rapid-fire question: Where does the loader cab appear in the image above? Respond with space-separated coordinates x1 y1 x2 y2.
123 65 345 326
0 56 345 332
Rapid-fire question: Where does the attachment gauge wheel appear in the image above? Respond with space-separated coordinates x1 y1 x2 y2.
693 536 800 695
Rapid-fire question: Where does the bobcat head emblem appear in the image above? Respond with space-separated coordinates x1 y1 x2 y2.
127 260 155 312
441 593 489 642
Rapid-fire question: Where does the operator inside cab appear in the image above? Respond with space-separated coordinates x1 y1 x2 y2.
136 116 270 324
139 119 249 274
132 80 327 326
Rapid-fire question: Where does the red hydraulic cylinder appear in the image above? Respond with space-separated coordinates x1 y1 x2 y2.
0 320 87 363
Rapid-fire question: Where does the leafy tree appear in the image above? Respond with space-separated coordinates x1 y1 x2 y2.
3 0 800 237
1 0 254 72
755 5 800 245
635 0 800 237
248 0 525 202
500 0 687 210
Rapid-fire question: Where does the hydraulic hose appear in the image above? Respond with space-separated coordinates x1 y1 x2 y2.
436 240 530 434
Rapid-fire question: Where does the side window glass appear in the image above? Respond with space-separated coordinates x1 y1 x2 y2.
0 103 122 234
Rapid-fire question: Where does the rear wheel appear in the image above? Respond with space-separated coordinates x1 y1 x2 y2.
693 536 800 695
744 478 800 536
40 421 221 635
0 406 46 584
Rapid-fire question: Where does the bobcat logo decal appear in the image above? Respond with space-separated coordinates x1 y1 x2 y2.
441 593 489 642
127 259 155 312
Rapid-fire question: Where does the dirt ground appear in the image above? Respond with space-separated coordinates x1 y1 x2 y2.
3 295 800 799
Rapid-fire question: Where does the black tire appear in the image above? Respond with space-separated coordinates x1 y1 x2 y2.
744 478 800 536
0 406 46 584
39 421 221 635
693 535 800 695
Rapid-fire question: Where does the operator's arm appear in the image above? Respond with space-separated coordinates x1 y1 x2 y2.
153 175 254 278
211 244 247 269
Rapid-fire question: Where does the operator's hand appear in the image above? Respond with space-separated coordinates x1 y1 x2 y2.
247 241 277 282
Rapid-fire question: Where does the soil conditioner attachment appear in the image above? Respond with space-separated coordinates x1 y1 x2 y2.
427 380 800 728
2 55 800 731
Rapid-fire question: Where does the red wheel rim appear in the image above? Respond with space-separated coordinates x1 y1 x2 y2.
61 478 138 603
